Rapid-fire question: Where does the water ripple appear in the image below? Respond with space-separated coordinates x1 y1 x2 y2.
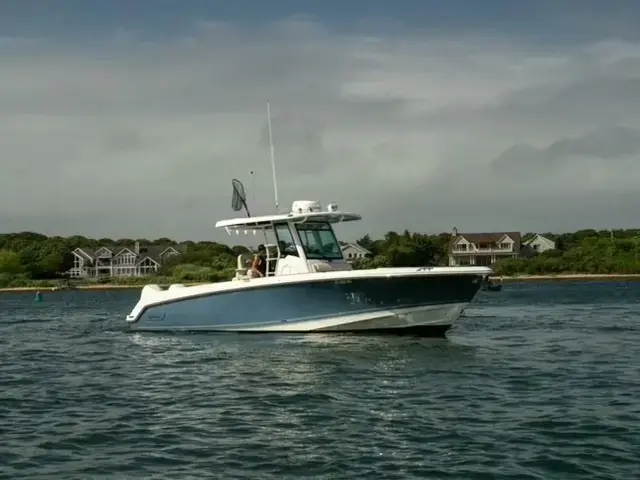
1 283 639 479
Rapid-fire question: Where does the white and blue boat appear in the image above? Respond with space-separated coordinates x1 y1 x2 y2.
125 188 491 336
126 102 491 336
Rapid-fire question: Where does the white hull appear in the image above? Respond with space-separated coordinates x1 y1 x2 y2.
128 302 467 335
234 303 467 332
126 267 490 336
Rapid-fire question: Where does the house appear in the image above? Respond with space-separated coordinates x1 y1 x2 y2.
522 233 556 254
341 242 371 262
448 230 521 267
68 241 184 279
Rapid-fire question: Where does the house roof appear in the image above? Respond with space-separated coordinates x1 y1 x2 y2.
340 242 371 255
135 255 161 266
73 244 186 262
114 245 186 259
73 248 96 260
523 233 555 247
450 232 521 252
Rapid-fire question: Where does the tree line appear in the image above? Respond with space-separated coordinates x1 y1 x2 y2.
354 229 640 276
0 228 639 287
0 233 245 288
493 229 640 276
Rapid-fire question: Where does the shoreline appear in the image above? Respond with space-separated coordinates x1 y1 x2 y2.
0 283 204 294
2 273 640 294
493 274 640 283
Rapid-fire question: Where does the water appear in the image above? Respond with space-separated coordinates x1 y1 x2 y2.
1 282 639 479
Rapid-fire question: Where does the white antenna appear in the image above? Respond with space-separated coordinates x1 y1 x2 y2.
249 170 255 209
266 100 280 212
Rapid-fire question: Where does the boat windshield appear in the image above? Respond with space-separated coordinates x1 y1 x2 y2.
295 222 343 261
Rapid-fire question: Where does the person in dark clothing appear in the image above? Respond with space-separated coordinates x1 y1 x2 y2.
251 244 267 277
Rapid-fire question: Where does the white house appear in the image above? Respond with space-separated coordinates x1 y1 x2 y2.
522 234 556 254
341 242 371 262
448 231 521 266
68 242 184 279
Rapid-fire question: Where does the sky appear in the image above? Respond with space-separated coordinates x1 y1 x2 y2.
2 1 640 242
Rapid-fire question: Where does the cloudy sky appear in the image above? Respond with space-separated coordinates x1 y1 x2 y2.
2 1 640 242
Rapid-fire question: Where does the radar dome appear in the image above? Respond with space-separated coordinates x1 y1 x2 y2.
291 201 322 214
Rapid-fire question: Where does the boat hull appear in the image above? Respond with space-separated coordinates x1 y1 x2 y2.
126 271 485 336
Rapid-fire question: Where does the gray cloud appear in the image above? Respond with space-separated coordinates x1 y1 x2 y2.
490 126 640 176
1 22 640 241
546 126 640 159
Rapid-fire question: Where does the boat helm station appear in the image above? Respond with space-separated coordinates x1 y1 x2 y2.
215 199 362 280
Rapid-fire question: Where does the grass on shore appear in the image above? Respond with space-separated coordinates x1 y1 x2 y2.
0 276 194 293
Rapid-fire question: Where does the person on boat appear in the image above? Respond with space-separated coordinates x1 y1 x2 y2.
277 240 297 257
251 244 267 277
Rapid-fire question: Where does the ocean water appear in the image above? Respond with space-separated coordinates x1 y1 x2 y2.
1 281 638 479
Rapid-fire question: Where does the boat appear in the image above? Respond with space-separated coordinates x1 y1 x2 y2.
125 185 492 336
124 102 492 336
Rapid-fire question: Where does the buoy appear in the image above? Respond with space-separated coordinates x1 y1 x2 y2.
34 291 43 302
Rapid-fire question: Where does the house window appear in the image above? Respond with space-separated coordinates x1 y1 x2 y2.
533 244 539 251
476 256 491 266
500 242 511 250
454 244 467 252
137 259 158 276
116 253 135 265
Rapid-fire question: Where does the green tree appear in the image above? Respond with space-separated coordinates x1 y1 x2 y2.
0 250 22 274
2 227 640 288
